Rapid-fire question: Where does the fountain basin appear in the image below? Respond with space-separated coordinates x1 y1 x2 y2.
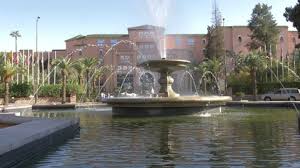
106 58 232 116
138 59 191 72
104 96 232 116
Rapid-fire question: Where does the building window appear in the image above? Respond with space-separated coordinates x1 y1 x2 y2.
97 39 105 46
138 44 143 49
120 55 130 64
187 38 195 46
139 31 154 39
202 48 206 55
238 36 242 43
176 37 181 46
150 44 155 49
111 39 118 46
202 39 206 45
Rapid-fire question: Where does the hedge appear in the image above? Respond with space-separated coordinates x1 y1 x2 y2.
0 83 84 98
11 83 33 97
230 82 300 95
0 83 32 98
38 84 84 98
257 82 300 94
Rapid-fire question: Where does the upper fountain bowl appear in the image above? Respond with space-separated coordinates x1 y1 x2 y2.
138 59 191 73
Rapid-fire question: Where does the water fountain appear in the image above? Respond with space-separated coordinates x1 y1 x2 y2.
103 58 232 116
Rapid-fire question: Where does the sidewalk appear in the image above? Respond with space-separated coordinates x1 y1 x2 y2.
0 104 32 112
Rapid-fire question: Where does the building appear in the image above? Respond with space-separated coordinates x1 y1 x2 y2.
65 25 300 93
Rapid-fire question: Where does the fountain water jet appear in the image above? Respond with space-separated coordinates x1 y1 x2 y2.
103 59 232 116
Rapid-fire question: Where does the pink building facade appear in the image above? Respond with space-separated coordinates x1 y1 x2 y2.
65 25 300 92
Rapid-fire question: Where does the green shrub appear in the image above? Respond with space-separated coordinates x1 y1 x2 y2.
0 83 32 98
38 84 84 98
67 83 84 98
229 82 300 95
0 84 4 97
10 83 32 98
257 82 300 94
39 84 61 97
235 92 245 97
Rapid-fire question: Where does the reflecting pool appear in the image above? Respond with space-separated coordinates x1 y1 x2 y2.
21 107 300 167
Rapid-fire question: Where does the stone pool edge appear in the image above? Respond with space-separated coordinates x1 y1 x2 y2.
0 114 80 168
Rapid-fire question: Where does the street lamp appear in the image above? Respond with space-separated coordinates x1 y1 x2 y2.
34 16 40 104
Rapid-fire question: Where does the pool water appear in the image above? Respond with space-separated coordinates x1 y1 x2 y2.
20 107 300 167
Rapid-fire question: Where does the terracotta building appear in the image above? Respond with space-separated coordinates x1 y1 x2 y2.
65 25 300 93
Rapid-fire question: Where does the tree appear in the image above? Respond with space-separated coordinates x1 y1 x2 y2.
205 1 225 60
82 58 98 99
0 61 18 105
10 31 21 54
284 1 300 38
52 58 75 104
248 3 279 55
194 58 222 94
73 60 85 86
93 65 112 97
241 52 267 100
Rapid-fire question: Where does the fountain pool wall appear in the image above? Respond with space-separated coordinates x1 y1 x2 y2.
0 114 79 168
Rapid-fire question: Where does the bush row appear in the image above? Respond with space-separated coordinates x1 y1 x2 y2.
0 83 32 98
0 83 84 98
230 82 300 95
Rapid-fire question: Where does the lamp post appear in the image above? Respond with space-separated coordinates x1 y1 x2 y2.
34 16 40 104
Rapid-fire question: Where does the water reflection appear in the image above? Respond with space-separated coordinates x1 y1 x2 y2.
21 108 300 167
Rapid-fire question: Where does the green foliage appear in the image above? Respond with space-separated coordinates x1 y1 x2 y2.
0 61 18 82
10 83 32 97
241 52 268 71
0 83 32 98
195 58 222 78
228 70 251 86
257 82 300 94
248 3 279 53
38 84 84 98
284 1 300 38
235 92 245 97
230 82 300 95
229 83 252 95
39 84 61 97
66 83 84 98
0 84 4 97
205 3 225 60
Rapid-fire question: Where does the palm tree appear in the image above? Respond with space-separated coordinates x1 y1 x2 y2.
52 58 75 104
205 58 222 80
194 58 222 94
10 31 21 57
10 31 21 49
242 52 267 100
93 65 112 94
73 60 85 86
0 61 18 105
82 58 98 99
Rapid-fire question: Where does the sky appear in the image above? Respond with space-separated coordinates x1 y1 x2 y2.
0 0 298 51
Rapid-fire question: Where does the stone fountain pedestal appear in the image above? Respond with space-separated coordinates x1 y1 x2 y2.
103 59 232 116
138 59 191 98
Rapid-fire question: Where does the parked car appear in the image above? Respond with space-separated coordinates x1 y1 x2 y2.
261 88 300 101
